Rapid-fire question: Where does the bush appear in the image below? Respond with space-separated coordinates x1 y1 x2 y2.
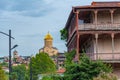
64 53 112 80
42 76 53 80
42 74 65 80
93 73 117 80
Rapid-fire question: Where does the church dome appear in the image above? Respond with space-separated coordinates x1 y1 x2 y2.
44 32 53 40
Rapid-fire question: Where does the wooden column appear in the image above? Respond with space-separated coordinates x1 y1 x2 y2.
94 10 98 25
95 33 98 59
111 33 114 59
75 11 80 61
110 9 114 24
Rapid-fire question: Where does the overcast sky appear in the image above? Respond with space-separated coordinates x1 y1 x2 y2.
0 0 118 57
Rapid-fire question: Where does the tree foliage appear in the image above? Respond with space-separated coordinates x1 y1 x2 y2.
40 50 114 80
65 50 76 65
0 66 7 80
42 74 65 80
64 52 112 80
31 52 56 80
93 73 117 80
11 64 28 80
0 62 8 67
60 28 68 41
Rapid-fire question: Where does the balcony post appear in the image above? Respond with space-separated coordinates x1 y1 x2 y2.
110 9 115 24
111 33 115 60
95 33 98 59
73 7 80 62
94 10 98 27
75 11 80 61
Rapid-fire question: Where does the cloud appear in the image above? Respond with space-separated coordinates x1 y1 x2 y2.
0 0 55 17
19 33 46 38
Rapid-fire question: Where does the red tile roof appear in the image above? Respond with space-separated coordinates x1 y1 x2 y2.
56 68 65 74
74 1 120 9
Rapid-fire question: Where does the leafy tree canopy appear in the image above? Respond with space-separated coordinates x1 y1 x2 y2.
40 51 114 80
64 52 112 80
93 73 117 80
31 52 56 79
60 28 68 41
0 66 7 80
0 62 8 67
12 64 28 80
65 49 76 65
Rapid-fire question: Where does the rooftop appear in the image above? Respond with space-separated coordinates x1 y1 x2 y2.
65 1 120 29
74 1 120 9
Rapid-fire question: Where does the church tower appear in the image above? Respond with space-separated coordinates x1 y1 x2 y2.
39 32 58 56
13 50 18 59
44 32 53 48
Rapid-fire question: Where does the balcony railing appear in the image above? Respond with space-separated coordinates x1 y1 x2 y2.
78 23 120 30
86 53 120 62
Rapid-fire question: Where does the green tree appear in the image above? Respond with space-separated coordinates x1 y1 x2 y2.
93 73 117 80
60 28 68 41
12 64 28 80
31 52 56 80
0 62 8 67
0 66 7 80
44 51 114 80
10 72 18 80
64 52 112 80
65 49 76 65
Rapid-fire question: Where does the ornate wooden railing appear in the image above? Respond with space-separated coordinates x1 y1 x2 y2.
78 23 120 30
86 53 120 62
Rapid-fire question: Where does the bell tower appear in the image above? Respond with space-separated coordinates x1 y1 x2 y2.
44 32 53 48
39 32 58 56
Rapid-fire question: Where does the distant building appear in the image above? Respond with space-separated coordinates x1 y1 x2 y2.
0 57 5 63
12 50 30 65
39 32 65 69
57 53 65 69
13 50 19 59
39 32 58 56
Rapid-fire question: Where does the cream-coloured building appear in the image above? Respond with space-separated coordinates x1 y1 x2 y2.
39 32 58 56
39 33 65 69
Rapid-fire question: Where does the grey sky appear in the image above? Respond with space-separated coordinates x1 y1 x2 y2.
0 0 117 56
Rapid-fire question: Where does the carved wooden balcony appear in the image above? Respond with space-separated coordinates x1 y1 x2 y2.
86 53 120 63
78 23 120 30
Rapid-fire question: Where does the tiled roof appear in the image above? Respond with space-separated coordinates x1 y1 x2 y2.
74 1 120 9
56 68 65 74
92 1 120 6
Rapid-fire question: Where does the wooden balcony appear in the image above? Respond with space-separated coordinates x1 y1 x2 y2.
78 23 120 30
86 53 120 63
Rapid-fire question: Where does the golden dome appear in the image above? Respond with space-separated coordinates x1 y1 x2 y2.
44 32 53 40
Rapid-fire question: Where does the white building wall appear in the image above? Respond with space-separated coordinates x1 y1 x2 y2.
114 38 120 53
93 38 112 53
98 38 112 53
93 37 120 53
